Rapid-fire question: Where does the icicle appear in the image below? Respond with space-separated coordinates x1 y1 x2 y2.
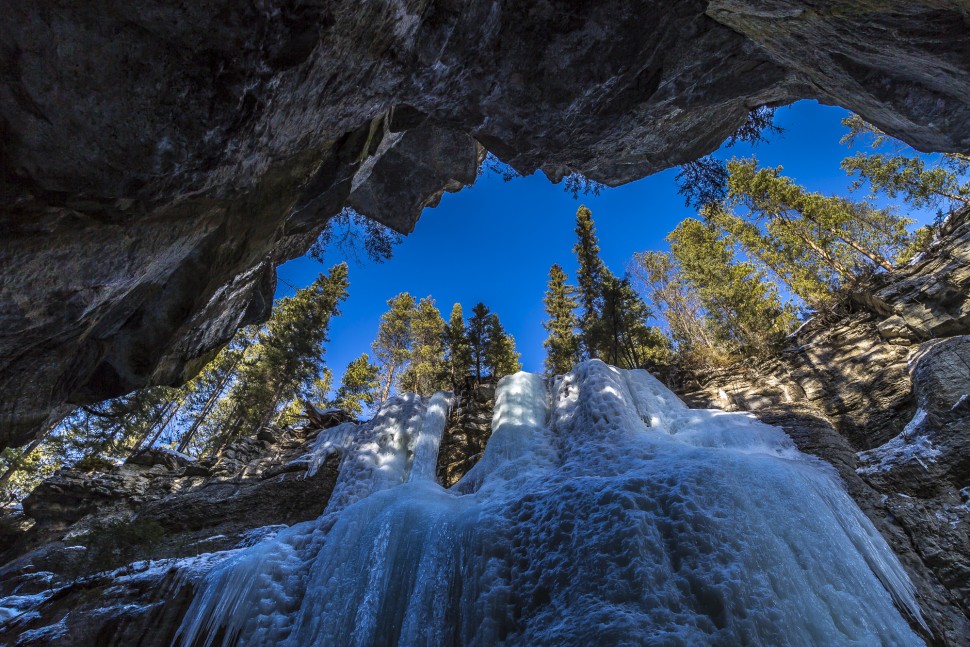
304 421 358 478
407 391 453 483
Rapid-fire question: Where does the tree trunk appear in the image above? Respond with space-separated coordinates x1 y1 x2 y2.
787 208 893 272
775 211 854 279
130 401 181 457
0 417 60 497
129 401 175 456
176 357 241 454
382 360 398 402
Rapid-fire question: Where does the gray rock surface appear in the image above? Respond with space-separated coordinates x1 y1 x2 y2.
859 208 970 342
3 0 969 448
0 423 343 644
436 380 498 487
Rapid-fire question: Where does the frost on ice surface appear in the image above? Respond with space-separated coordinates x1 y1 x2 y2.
857 408 941 475
176 361 925 646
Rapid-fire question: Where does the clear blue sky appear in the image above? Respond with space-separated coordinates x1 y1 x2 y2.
276 100 936 387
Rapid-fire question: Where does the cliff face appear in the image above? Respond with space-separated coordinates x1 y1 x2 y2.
3 0 970 448
679 209 970 644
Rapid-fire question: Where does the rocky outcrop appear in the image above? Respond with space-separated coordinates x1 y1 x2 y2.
3 0 970 448
679 210 970 644
0 423 345 644
860 209 970 343
436 380 498 487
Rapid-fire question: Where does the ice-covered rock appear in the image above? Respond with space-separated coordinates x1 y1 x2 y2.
177 362 925 646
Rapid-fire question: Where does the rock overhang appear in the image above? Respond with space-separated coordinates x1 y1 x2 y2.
1 0 968 448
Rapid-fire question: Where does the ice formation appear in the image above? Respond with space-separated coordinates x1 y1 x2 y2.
176 361 925 646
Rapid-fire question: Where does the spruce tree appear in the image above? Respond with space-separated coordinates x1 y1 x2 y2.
573 205 606 359
725 158 912 278
595 275 671 370
175 327 256 453
332 354 380 417
484 313 522 379
372 292 417 402
399 297 448 396
542 264 581 375
218 263 349 444
467 302 491 382
443 303 473 390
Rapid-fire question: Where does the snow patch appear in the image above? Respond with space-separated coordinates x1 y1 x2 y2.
857 409 941 475
0 590 55 624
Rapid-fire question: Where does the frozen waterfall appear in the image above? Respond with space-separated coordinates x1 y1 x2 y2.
177 361 925 646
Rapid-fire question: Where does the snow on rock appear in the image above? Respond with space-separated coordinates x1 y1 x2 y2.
0 590 55 624
176 361 925 646
857 408 942 475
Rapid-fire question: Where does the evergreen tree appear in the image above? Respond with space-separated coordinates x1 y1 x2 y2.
372 292 416 402
0 434 61 503
594 275 672 370
443 303 473 390
542 264 581 375
725 158 914 286
332 354 379 417
840 115 970 212
467 302 491 382
218 264 349 445
54 385 185 462
175 327 256 454
676 106 782 209
484 313 522 379
276 367 334 428
573 205 607 358
309 207 403 265
668 218 795 357
399 297 448 396
702 205 835 307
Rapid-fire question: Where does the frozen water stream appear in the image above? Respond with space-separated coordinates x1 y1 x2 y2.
177 361 924 646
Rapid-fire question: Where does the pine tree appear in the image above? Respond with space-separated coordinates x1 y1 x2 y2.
668 218 795 357
175 327 255 454
573 205 607 359
467 302 491 382
702 205 835 307
484 313 522 379
372 292 416 402
399 297 448 396
54 385 185 462
725 158 914 285
675 106 782 209
332 354 380 417
542 264 581 375
443 303 473 390
276 367 334 428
